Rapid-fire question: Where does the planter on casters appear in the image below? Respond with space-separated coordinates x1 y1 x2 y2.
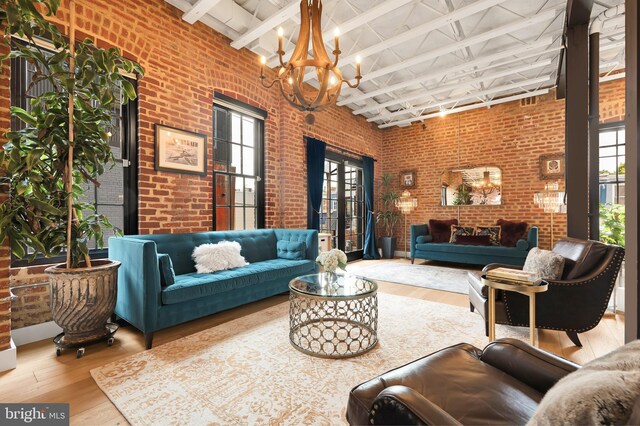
46 259 121 358
379 236 397 259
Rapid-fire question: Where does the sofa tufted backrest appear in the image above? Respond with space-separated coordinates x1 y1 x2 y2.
123 230 279 275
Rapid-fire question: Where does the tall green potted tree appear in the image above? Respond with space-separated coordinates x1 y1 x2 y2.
376 173 399 259
0 0 143 351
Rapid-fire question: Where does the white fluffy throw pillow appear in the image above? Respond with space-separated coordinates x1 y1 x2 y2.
192 241 248 273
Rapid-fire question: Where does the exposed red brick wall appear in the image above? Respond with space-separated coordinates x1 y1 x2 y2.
3 0 382 330
0 42 10 350
381 78 625 252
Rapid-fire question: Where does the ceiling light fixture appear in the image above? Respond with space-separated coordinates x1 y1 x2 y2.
259 0 362 124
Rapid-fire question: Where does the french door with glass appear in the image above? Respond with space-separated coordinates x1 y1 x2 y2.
318 153 366 261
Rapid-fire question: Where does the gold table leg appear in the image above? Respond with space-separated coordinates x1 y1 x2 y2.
529 293 537 346
488 287 496 342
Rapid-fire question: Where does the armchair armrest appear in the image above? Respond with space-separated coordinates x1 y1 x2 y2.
370 386 461 426
527 226 539 249
480 338 579 394
482 263 523 273
410 224 429 259
108 237 161 334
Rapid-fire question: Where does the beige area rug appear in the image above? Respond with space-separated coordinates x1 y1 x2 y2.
91 294 528 425
346 261 474 294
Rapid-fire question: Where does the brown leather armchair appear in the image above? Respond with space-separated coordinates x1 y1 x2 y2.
467 238 624 347
347 339 579 425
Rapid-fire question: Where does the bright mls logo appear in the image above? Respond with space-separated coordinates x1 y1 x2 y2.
1 404 69 425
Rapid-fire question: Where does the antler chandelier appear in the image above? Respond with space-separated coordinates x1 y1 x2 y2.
259 0 362 120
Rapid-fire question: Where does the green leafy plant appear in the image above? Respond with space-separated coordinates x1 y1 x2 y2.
0 0 143 267
376 173 399 237
599 203 625 247
452 184 473 205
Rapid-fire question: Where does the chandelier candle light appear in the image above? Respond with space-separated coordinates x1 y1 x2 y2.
259 0 362 124
533 181 566 247
396 190 418 259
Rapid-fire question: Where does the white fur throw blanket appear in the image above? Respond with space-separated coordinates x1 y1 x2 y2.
528 340 640 425
192 241 248 273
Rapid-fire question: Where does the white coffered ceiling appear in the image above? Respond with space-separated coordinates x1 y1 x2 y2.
165 0 626 128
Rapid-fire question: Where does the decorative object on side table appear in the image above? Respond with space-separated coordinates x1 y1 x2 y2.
0 0 143 358
539 153 566 180
395 190 418 259
376 173 400 259
399 170 417 189
534 181 566 247
289 273 378 358
155 124 207 176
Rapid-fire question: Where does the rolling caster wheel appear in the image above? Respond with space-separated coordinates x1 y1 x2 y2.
76 348 85 359
56 348 61 357
107 337 114 347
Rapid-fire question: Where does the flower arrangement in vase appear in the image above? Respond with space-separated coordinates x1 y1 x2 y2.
316 249 348 275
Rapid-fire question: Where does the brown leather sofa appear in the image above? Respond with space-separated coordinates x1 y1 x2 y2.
467 238 624 347
347 339 579 425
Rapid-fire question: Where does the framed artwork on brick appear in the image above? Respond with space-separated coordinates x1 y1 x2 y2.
539 153 565 180
155 124 207 176
400 170 417 189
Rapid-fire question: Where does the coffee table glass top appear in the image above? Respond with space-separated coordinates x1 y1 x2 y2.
289 273 377 298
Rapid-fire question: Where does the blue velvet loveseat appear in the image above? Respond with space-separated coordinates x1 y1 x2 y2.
409 224 538 267
108 229 318 348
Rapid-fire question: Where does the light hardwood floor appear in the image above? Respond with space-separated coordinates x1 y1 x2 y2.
0 258 625 425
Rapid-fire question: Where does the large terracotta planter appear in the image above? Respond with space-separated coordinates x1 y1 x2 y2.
46 259 121 346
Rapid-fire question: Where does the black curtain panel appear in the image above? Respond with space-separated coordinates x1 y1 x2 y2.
306 137 326 230
362 156 380 259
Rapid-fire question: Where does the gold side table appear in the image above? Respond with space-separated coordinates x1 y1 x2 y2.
481 275 549 346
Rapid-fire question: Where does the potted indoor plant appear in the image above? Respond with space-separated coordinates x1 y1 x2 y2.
376 173 399 259
0 0 143 349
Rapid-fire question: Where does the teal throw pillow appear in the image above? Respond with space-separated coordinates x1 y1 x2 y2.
277 240 307 260
416 235 433 244
157 253 176 287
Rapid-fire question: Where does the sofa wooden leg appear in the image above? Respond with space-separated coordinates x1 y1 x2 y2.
566 331 582 347
411 258 415 264
469 303 475 313
485 321 489 337
145 333 154 350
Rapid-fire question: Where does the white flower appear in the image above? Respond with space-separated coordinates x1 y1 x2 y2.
316 249 347 273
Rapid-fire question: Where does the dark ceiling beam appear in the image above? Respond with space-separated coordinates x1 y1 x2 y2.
567 0 596 26
556 0 595 99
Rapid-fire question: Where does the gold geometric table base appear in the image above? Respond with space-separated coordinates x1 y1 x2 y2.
289 291 378 359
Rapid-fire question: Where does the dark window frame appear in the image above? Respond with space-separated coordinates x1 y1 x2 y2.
598 121 625 205
9 48 139 268
317 151 366 261
212 96 266 231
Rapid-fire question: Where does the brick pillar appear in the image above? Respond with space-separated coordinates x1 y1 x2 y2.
0 186 10 351
0 41 11 351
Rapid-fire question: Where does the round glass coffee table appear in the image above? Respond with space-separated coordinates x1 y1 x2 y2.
289 273 378 359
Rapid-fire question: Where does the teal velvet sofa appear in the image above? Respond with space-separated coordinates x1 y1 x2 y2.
409 224 538 267
108 229 318 348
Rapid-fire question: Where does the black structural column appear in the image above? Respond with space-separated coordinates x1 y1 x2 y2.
626 0 639 343
564 0 593 239
588 31 600 240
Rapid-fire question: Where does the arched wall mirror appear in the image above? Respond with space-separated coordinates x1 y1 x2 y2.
440 166 502 206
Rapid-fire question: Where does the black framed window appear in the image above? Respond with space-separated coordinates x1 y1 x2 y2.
10 46 138 267
213 93 266 230
599 123 625 205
